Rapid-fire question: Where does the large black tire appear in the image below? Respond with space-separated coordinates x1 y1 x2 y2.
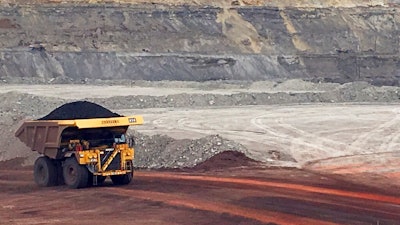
110 171 133 185
87 174 93 187
34 156 58 187
63 157 89 189
54 160 64 185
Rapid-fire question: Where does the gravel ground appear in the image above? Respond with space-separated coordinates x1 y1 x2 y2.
2 80 400 168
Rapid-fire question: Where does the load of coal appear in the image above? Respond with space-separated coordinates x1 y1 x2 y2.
38 101 121 120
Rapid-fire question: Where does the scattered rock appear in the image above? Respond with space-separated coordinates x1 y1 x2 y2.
132 131 249 169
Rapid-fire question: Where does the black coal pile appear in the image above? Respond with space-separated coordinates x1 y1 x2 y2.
38 101 121 120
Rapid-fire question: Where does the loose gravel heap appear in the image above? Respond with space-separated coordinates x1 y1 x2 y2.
0 92 62 162
131 131 248 169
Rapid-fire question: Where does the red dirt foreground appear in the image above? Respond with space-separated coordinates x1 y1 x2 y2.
1 151 400 225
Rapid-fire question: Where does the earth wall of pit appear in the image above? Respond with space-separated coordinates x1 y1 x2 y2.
0 5 399 85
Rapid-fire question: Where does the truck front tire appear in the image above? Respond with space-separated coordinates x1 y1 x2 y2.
63 157 89 189
34 156 58 187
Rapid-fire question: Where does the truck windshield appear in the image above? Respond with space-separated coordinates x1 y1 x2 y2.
114 134 126 144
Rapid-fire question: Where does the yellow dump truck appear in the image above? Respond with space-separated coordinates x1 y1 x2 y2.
15 116 143 188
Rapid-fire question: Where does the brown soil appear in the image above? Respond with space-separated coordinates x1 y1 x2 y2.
0 0 398 222
1 153 399 224
2 83 400 223
0 157 29 170
1 166 399 225
0 18 18 29
190 150 259 171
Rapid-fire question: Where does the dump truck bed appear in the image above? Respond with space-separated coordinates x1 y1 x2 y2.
15 116 143 158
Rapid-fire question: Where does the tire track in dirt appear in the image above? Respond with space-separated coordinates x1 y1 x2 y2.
276 117 357 152
379 108 400 152
304 151 400 179
171 116 283 162
105 171 400 224
175 117 276 144
251 114 348 163
136 171 400 205
0 180 32 185
135 172 400 218
107 187 340 225
1 169 399 224
349 109 400 153
143 106 400 166
170 110 347 163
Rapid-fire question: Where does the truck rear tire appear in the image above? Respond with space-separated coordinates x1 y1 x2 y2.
34 156 58 187
110 171 133 185
63 157 89 189
54 160 64 185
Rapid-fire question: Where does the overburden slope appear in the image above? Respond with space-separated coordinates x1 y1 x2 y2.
0 0 399 85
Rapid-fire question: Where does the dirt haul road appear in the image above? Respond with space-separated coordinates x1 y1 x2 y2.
1 166 400 225
2 83 400 224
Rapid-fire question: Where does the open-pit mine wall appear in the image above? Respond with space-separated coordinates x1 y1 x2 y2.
0 3 399 85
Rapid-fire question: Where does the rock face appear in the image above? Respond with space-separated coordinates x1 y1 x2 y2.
0 4 400 84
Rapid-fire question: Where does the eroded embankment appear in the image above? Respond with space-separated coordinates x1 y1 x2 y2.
0 4 399 84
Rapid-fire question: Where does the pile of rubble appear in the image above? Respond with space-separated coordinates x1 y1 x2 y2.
132 131 248 169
